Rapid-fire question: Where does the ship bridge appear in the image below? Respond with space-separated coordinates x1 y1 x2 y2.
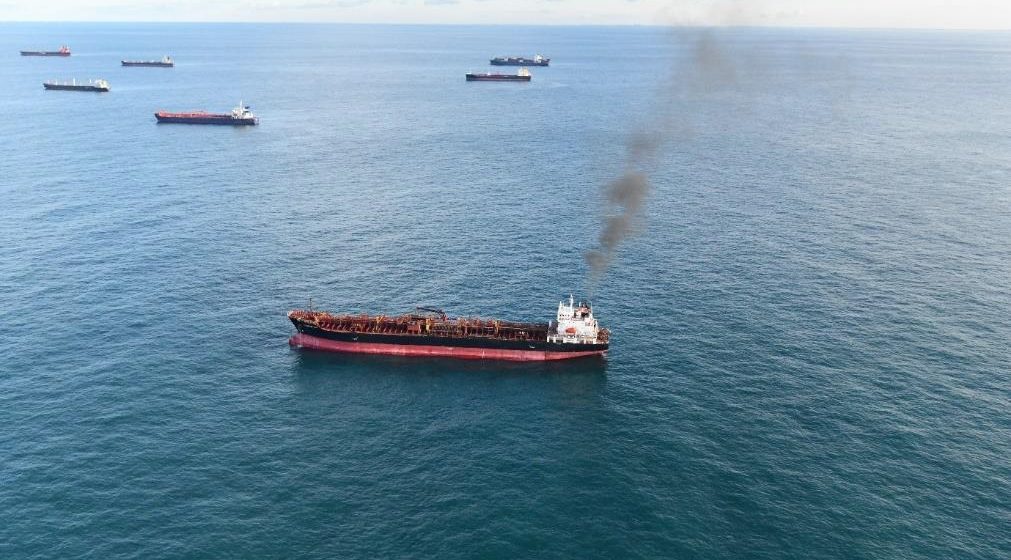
547 295 608 344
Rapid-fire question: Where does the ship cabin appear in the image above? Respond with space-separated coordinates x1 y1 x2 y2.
230 101 255 119
547 295 605 344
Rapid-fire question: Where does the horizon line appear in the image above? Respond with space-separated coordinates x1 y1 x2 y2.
3 20 1011 32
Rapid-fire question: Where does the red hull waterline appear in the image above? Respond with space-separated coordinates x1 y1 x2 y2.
289 333 605 361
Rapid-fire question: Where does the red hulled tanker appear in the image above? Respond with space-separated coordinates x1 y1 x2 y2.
21 46 71 57
288 296 609 361
155 102 258 125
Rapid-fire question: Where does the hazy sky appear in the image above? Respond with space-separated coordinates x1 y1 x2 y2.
3 0 1011 28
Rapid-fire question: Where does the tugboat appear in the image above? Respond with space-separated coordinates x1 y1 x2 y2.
122 56 174 67
43 79 110 92
466 68 532 82
21 45 71 57
490 54 549 66
288 296 609 361
155 102 258 125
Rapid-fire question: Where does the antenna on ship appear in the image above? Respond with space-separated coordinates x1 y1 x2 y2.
308 297 313 312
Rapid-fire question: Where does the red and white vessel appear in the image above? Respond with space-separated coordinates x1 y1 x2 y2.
155 102 258 125
288 296 609 361
21 45 71 57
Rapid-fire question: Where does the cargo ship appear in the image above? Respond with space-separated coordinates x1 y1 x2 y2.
21 46 71 57
43 79 110 92
466 68 531 82
490 54 549 66
288 296 609 361
154 102 258 125
122 56 174 67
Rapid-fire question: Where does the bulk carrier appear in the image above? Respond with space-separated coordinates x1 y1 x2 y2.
466 68 531 82
122 56 174 67
288 296 609 361
490 54 549 66
43 79 110 92
21 46 71 57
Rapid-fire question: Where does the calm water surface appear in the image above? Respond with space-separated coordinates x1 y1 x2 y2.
1 23 1009 559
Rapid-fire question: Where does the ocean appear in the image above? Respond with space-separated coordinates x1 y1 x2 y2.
1 23 1009 559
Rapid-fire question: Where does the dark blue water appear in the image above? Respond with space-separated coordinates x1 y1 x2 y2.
1 23 1009 559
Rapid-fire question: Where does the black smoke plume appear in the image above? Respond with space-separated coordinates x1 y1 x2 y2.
584 142 655 278
585 29 736 281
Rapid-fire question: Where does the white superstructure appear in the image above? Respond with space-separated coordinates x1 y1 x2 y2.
547 295 605 344
231 101 256 120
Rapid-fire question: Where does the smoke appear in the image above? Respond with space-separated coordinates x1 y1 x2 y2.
585 26 739 282
585 171 649 275
584 145 654 279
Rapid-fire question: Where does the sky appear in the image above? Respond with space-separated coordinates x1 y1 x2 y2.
2 0 1011 29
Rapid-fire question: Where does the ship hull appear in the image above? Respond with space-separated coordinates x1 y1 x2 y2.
122 61 173 67
466 74 531 82
43 84 108 92
21 51 70 57
290 333 605 361
490 60 549 66
155 114 257 125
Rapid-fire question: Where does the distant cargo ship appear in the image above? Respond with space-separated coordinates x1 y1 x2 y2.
288 296 609 361
43 79 110 92
155 102 258 125
466 68 531 82
490 54 549 66
122 56 174 67
21 46 71 57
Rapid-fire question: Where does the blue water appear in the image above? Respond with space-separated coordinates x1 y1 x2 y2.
1 23 1009 559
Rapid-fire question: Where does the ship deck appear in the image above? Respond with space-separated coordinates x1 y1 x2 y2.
289 310 557 342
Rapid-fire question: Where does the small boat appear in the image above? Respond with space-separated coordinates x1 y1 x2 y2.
466 68 532 82
43 79 110 92
21 45 71 57
122 56 174 67
155 102 258 125
490 54 549 66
